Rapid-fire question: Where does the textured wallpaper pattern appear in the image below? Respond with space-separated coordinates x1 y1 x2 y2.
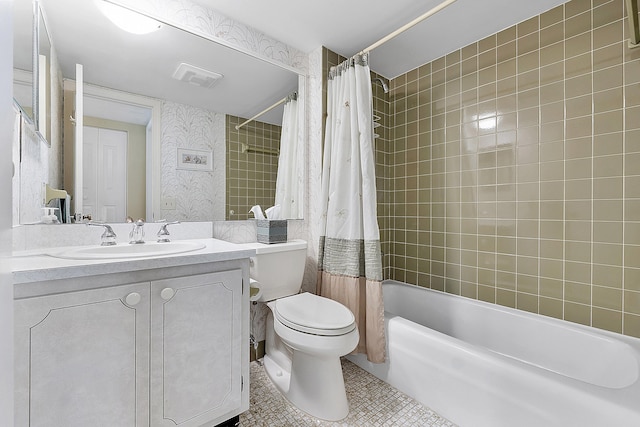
115 0 307 73
12 107 21 226
304 47 324 293
18 115 48 225
160 101 226 221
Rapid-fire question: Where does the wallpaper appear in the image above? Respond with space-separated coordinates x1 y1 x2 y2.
160 101 226 222
304 47 324 293
12 107 21 226
114 0 307 73
18 114 48 225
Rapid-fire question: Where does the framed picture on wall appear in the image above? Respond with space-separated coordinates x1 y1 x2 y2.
176 148 213 171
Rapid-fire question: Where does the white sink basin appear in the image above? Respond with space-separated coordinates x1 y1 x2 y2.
49 241 207 260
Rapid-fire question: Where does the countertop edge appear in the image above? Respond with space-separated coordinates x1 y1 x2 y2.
12 239 256 285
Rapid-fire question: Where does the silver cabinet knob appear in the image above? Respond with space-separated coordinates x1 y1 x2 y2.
160 287 175 301
125 292 141 306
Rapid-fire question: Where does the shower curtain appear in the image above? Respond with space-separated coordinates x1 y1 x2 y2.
318 53 385 363
275 93 302 219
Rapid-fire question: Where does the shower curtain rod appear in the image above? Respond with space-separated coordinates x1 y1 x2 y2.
235 92 297 130
359 0 458 55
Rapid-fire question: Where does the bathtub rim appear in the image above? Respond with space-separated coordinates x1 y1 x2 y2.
382 279 640 350
380 279 640 392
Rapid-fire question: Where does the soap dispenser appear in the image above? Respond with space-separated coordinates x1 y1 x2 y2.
41 207 59 224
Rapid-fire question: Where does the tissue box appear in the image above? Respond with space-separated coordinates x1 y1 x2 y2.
256 219 287 244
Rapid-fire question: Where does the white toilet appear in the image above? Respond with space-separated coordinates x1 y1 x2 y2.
247 240 359 421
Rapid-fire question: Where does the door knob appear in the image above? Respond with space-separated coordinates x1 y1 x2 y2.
160 287 175 301
125 292 141 306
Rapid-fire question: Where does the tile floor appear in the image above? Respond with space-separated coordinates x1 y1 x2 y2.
239 358 457 426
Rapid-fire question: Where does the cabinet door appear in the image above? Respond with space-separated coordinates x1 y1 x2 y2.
151 270 243 427
14 282 150 427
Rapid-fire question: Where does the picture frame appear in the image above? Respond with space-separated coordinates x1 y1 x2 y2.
176 148 213 171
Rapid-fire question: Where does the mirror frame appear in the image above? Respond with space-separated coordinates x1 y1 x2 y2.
29 0 51 147
31 0 38 132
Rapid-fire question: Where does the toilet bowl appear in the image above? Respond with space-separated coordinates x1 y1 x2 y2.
243 240 359 421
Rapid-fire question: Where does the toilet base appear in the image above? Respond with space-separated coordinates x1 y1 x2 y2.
263 351 350 421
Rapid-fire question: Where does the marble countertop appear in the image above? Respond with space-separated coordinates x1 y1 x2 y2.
12 238 255 285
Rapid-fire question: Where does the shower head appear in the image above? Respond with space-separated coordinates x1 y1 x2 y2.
374 77 389 94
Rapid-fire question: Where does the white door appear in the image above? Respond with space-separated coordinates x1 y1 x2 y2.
82 127 98 220
83 126 128 222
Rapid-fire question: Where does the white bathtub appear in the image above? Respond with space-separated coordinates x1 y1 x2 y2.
348 280 640 427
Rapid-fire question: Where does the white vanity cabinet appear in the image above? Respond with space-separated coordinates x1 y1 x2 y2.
13 247 250 427
150 270 243 427
14 282 151 427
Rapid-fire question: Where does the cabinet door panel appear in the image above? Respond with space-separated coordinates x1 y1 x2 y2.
14 283 150 427
151 270 243 427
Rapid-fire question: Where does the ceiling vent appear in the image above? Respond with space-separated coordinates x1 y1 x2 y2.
172 63 223 89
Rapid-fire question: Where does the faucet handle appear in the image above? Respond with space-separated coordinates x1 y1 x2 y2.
157 220 180 243
87 222 117 246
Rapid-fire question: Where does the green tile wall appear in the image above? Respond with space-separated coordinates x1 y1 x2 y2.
387 0 640 338
226 115 281 220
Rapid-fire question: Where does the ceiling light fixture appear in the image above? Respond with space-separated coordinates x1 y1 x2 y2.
96 1 162 35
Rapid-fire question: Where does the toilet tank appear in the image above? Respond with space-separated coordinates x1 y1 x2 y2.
246 240 307 302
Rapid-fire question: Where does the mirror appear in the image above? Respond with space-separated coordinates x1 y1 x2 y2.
13 0 52 142
12 0 35 125
14 0 304 224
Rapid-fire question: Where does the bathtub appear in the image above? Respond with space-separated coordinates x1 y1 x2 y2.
348 280 640 427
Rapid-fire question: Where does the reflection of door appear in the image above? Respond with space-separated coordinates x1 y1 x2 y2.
83 126 127 222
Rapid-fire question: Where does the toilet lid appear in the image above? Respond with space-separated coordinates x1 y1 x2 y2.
274 293 356 336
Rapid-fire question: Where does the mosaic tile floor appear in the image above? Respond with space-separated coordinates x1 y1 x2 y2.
239 358 457 426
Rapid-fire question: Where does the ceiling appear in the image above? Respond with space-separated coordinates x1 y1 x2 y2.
196 0 568 79
21 0 568 127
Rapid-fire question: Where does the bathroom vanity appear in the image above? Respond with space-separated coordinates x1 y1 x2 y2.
12 238 252 427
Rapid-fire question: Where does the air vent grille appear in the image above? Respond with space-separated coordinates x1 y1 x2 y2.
172 63 223 89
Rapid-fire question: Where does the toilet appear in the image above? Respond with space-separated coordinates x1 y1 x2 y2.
246 240 359 421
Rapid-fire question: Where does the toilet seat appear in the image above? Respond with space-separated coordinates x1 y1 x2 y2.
274 293 356 336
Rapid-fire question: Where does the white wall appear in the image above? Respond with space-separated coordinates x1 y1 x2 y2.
0 0 14 424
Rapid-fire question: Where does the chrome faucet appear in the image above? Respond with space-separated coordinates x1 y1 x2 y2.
157 220 180 243
129 219 146 244
87 222 117 246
